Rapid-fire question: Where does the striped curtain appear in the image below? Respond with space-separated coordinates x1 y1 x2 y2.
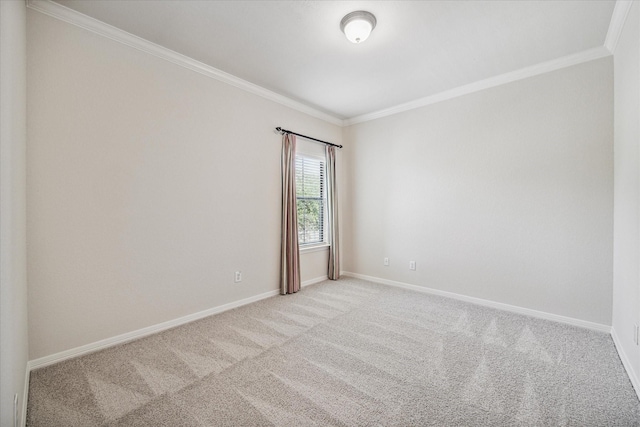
280 134 301 294
326 145 340 280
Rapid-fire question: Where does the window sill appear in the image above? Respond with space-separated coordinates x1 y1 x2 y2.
299 243 330 254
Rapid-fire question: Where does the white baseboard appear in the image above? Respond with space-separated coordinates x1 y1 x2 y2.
28 288 280 371
345 272 640 401
341 272 611 333
302 275 328 288
23 272 625 424
21 366 30 427
23 277 331 422
28 276 329 371
611 327 640 401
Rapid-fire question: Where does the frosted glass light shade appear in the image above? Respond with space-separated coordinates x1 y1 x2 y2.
340 11 377 44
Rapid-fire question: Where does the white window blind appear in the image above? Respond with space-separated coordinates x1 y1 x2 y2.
296 154 325 245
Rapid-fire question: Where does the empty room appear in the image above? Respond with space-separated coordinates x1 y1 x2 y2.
2 0 640 425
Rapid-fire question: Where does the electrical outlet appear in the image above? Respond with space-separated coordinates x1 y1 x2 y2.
234 271 242 283
383 257 389 266
409 260 416 270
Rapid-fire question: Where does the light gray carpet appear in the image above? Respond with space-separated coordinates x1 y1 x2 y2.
27 277 640 426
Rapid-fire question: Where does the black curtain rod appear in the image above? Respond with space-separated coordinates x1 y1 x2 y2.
276 127 343 149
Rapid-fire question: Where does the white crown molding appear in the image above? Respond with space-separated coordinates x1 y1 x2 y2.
345 46 612 126
26 0 622 129
342 272 612 333
605 0 634 53
25 0 344 127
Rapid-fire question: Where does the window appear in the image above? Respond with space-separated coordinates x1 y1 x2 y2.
296 154 326 246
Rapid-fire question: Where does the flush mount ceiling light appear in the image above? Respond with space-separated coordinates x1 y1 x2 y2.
340 11 377 44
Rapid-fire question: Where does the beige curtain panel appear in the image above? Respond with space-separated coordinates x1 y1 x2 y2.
326 145 340 280
280 133 301 294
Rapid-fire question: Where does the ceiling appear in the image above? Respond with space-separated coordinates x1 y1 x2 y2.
51 0 616 121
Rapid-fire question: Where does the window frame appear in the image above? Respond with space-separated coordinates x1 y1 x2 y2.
295 151 328 250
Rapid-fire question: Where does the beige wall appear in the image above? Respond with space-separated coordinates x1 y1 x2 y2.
343 57 614 325
1 0 29 425
27 10 341 360
24 0 624 374
613 1 640 391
